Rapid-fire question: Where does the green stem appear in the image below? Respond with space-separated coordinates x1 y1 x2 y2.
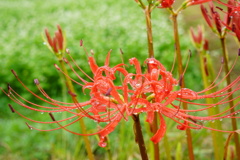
59 59 95 160
59 71 68 159
132 114 149 160
145 6 154 58
198 50 224 160
145 4 159 159
171 13 194 160
132 3 155 159
163 134 172 160
220 37 240 160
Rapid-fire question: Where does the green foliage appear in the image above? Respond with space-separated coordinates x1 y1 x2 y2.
175 142 183 160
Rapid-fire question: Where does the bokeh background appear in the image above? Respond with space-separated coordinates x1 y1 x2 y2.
0 0 239 159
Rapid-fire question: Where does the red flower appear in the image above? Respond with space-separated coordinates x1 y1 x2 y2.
218 0 240 41
201 0 240 40
3 49 240 147
158 0 175 8
187 0 212 6
201 2 225 36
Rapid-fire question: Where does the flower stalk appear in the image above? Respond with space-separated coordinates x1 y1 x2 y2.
190 26 225 159
132 114 149 160
170 12 194 160
151 113 160 160
200 2 240 158
59 60 95 160
145 5 154 58
44 26 95 160
145 4 160 159
134 1 158 159
198 46 224 160
220 37 240 160
163 134 172 160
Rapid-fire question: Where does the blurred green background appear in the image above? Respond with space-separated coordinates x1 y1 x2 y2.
0 0 239 159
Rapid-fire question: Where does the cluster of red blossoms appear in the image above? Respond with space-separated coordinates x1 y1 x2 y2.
200 0 240 40
3 46 239 147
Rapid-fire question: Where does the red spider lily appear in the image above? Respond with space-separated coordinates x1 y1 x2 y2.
158 0 175 8
3 50 240 147
217 0 240 41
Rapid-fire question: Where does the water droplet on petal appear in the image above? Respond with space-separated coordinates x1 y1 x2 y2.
99 142 107 147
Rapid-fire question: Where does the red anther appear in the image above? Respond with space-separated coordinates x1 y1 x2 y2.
179 74 183 87
80 39 83 46
49 113 56 121
105 88 113 96
189 50 192 57
34 79 40 85
120 48 124 55
63 57 69 63
54 64 60 70
216 6 223 11
68 91 77 97
11 69 18 77
25 122 33 130
221 57 224 64
8 104 15 113
203 57 209 76
66 48 70 54
7 83 11 91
